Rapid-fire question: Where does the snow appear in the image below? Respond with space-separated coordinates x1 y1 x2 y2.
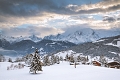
105 43 120 47
108 51 118 55
0 34 42 43
55 50 76 58
0 61 120 80
44 28 120 44
39 48 44 51
117 41 120 47
1 28 120 44
31 46 35 49
92 39 106 43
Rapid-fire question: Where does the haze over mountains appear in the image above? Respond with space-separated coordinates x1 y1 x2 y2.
0 28 120 57
1 28 120 44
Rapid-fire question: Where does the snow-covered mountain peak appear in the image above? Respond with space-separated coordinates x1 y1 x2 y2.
1 28 120 44
44 28 100 44
44 28 120 44
0 34 42 43
28 35 42 42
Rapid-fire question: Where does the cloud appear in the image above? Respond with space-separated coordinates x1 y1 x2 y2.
0 0 119 18
0 0 120 37
66 0 120 14
1 26 63 38
103 16 116 22
61 24 93 34
0 0 120 25
0 0 74 17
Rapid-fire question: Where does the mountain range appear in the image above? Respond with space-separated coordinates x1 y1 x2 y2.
0 28 120 44
44 28 120 44
68 35 120 58
0 39 76 56
0 28 120 57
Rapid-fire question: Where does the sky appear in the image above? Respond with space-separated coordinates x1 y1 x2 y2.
0 0 120 37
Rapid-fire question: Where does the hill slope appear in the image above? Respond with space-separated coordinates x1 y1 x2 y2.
0 62 120 80
0 39 76 56
68 35 120 58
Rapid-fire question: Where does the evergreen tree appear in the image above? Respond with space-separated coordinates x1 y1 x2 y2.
99 55 107 66
30 49 42 74
8 58 12 62
56 55 60 64
60 56 63 61
25 54 33 65
86 56 89 62
70 54 74 63
65 54 69 61
50 54 55 65
43 55 50 66
77 55 81 62
0 54 5 62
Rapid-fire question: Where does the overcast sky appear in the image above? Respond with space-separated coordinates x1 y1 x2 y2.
0 0 120 37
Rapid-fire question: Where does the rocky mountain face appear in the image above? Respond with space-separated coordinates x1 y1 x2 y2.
0 39 76 56
68 35 120 58
1 28 120 44
44 28 120 44
0 28 120 57
0 34 42 43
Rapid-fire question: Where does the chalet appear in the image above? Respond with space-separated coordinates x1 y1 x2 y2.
92 61 101 66
107 62 120 69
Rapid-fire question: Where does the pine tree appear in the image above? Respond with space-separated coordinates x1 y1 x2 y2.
0 54 5 62
65 54 69 61
60 56 63 61
29 49 42 74
56 55 60 64
43 55 50 66
99 55 107 66
8 58 12 62
25 54 33 65
70 54 74 63
77 55 81 62
50 54 55 65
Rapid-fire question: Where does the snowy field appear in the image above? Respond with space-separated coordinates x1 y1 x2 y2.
0 61 120 80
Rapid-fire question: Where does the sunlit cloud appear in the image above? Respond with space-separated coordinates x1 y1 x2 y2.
0 0 120 37
1 26 64 38
66 0 120 14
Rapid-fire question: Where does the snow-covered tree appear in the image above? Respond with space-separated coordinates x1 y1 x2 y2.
99 55 107 66
77 55 81 62
0 54 5 62
43 55 50 66
56 55 60 64
29 49 42 74
14 57 24 62
50 54 56 65
65 54 69 61
60 56 63 61
25 54 33 65
70 54 74 63
8 58 12 62
113 56 120 63
86 56 89 62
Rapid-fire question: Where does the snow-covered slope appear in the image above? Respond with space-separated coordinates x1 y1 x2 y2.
44 28 120 44
0 34 42 43
0 62 120 80
0 28 120 44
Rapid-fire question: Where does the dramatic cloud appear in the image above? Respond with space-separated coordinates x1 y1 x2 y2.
66 0 120 14
103 16 116 22
1 26 63 37
0 0 119 17
0 0 120 37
